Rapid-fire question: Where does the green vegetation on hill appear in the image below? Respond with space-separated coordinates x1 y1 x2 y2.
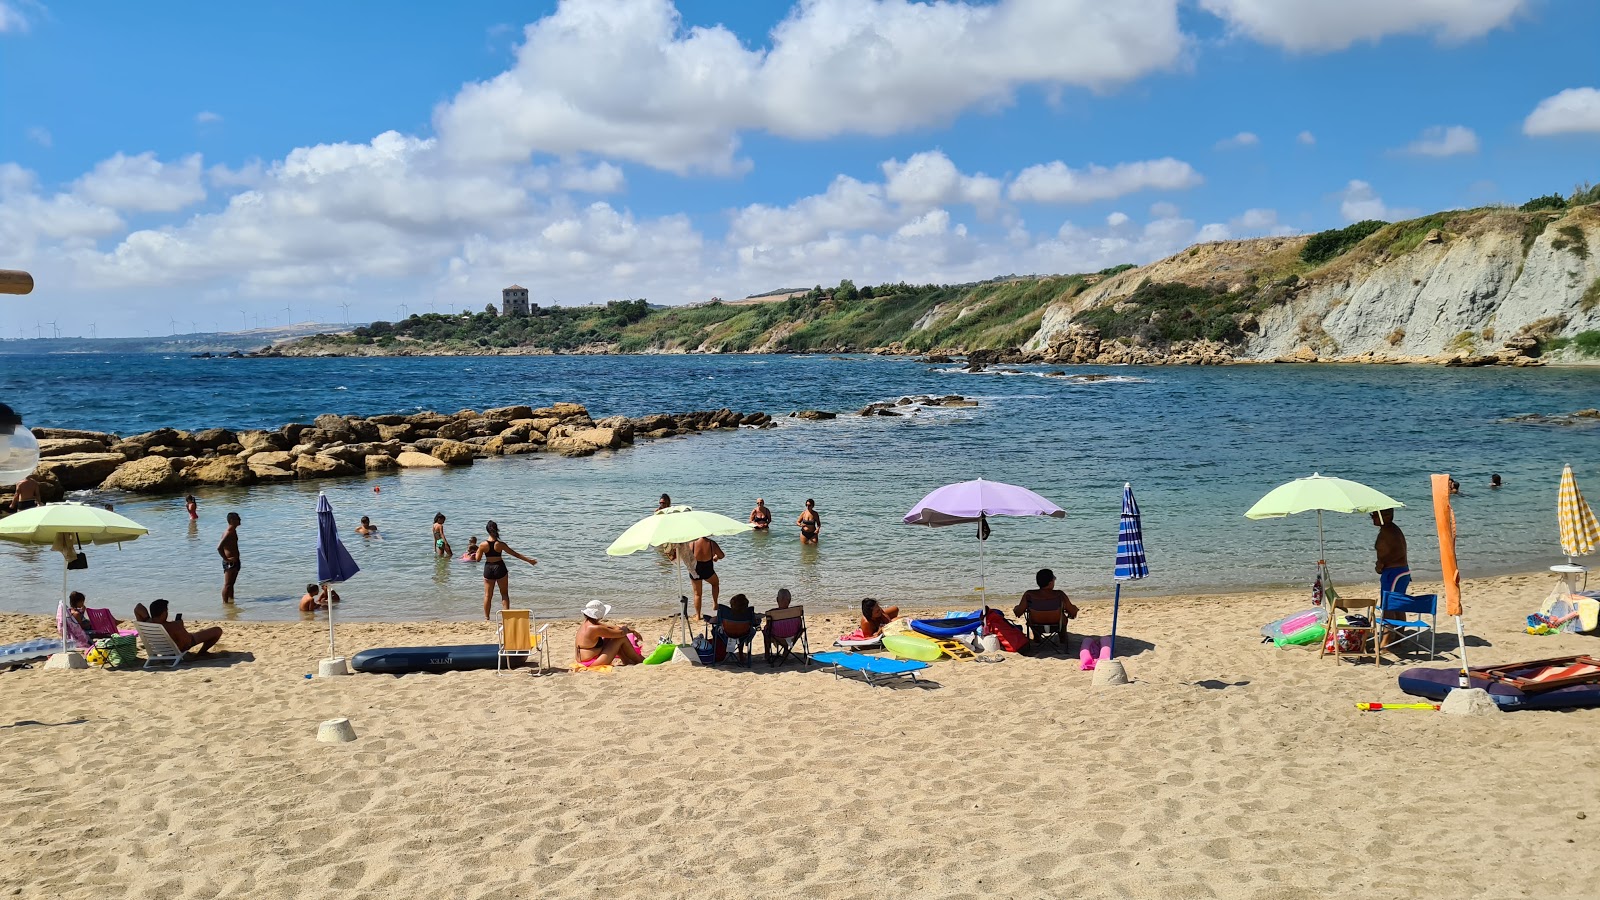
1300 220 1387 266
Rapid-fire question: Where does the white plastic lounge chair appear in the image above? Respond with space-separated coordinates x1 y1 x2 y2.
134 622 186 669
812 651 927 687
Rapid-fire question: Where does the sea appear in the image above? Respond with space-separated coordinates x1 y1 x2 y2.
2 352 1597 623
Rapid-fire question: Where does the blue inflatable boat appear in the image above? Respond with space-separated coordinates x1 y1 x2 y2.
351 644 508 674
1399 663 1600 711
909 610 984 639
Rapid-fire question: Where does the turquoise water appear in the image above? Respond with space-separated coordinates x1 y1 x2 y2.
2 353 1597 622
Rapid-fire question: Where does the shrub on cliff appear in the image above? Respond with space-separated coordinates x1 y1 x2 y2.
1300 219 1387 266
1520 194 1568 212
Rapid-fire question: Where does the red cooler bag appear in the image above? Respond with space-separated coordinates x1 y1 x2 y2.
984 608 1029 653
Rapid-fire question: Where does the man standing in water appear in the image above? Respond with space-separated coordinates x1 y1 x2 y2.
218 512 241 604
1371 508 1408 593
686 535 724 619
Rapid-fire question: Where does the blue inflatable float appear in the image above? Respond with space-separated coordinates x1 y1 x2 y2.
351 644 507 674
1399 664 1600 711
909 610 984 639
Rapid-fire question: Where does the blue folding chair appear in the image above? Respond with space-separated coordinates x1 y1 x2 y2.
1376 590 1438 665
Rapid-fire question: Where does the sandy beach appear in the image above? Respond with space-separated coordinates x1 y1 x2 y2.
2 570 1598 900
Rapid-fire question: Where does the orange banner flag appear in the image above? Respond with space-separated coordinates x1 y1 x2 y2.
1431 474 1462 617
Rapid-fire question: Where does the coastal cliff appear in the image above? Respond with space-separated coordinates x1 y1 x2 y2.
276 201 1600 366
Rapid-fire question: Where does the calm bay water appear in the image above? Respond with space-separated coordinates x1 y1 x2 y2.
2 352 1597 623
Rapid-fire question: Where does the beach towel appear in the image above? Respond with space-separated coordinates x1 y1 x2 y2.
55 609 91 650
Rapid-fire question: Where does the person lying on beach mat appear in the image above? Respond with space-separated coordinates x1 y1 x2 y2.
860 598 899 638
575 599 645 668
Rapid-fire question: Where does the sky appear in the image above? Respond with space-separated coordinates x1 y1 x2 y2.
2 0 1599 338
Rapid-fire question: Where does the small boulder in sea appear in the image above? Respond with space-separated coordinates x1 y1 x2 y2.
395 450 447 469
429 440 476 466
35 453 128 491
185 456 257 486
100 456 181 493
293 454 359 478
364 455 399 472
791 410 837 421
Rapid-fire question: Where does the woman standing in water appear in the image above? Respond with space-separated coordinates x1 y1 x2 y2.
479 520 537 620
797 498 821 544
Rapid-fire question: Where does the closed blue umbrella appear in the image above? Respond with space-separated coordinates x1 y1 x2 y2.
1110 483 1148 657
316 492 360 661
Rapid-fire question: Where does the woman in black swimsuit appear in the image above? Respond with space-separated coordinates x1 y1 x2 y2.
797 498 821 544
479 520 537 620
749 498 772 530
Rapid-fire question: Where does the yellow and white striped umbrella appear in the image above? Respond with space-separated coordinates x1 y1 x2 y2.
1558 464 1600 559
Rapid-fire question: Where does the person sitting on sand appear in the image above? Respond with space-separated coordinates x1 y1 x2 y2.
357 516 378 536
299 583 326 612
1014 568 1079 622
860 598 899 638
145 598 223 656
574 599 644 667
749 498 772 530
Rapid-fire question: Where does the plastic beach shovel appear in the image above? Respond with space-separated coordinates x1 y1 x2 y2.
1355 703 1440 711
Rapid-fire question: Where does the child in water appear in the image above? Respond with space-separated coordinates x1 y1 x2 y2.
460 536 481 562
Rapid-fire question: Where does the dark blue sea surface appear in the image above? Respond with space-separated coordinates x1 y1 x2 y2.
2 352 1597 622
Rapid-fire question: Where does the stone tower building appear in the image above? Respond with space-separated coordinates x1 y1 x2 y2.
501 285 530 316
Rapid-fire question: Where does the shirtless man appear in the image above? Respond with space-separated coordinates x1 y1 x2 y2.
796 498 821 544
148 598 223 655
218 512 241 604
749 498 772 530
574 600 644 667
1372 508 1409 593
687 535 724 618
299 583 326 613
356 516 377 536
13 473 40 511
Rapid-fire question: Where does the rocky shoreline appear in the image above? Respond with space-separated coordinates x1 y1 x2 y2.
11 404 774 503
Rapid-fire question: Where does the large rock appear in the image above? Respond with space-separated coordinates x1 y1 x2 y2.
107 440 146 461
592 416 635 445
184 456 256 486
31 428 117 443
545 436 598 458
190 428 236 450
364 414 408 426
293 454 359 478
522 417 560 435
35 453 128 491
123 428 186 450
429 440 476 466
404 411 452 430
376 423 414 442
37 438 111 457
396 451 447 469
485 405 534 420
364 454 399 471
248 462 296 482
790 410 837 421
247 450 292 469
532 402 591 424
99 456 180 493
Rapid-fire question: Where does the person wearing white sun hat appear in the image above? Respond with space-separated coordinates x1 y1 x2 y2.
574 599 644 667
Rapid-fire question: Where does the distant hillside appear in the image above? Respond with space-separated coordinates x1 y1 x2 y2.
0 322 352 356
277 186 1600 365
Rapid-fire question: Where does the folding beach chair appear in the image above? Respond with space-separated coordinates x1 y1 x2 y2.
1319 595 1376 666
812 651 928 687
711 612 757 667
497 609 550 674
762 605 810 667
134 622 186 669
1024 600 1068 647
1375 590 1437 665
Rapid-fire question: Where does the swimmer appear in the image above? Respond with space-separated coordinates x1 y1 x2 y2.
797 498 821 545
431 513 450 557
749 498 772 530
356 516 378 536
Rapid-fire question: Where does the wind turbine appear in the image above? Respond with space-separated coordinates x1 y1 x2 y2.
285 302 293 326
50 322 59 339
89 322 97 339
34 322 42 339
190 320 197 334
169 317 179 335
340 302 351 324
397 303 409 320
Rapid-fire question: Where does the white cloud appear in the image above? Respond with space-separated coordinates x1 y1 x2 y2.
881 151 1000 212
1199 0 1527 51
729 175 892 246
435 0 1188 173
1215 131 1259 150
196 111 223 124
1523 87 1600 137
1399 124 1478 157
554 161 626 194
1232 207 1298 236
1337 180 1414 222
1297 130 1316 145
25 126 51 148
1007 158 1201 204
1106 211 1130 227
73 152 207 213
0 1 32 33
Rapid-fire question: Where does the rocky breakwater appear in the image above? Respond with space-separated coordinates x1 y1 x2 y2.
856 395 979 416
10 404 774 502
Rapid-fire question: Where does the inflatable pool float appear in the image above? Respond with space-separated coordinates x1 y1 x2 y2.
883 632 943 662
910 610 984 639
1261 608 1326 647
0 637 60 669
834 629 882 649
351 644 504 674
642 641 676 665
1399 660 1600 711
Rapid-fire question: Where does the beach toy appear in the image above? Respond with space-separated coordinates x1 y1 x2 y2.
909 610 984 638
883 632 942 661
373 486 380 493
1355 702 1439 711
1261 608 1325 647
642 641 675 665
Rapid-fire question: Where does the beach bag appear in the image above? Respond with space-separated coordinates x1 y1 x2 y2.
983 608 1029 653
1323 616 1370 654
94 635 137 667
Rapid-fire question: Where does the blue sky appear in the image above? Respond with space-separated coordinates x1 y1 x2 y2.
2 0 1599 337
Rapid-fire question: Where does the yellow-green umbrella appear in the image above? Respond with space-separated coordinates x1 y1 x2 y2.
1246 473 1403 594
0 502 149 655
1558 464 1600 563
605 505 752 556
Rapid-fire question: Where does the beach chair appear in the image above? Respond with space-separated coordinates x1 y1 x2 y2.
1023 600 1068 647
762 605 810 666
134 622 186 669
712 613 757 666
812 651 928 687
1375 590 1437 665
497 609 550 674
1319 595 1376 666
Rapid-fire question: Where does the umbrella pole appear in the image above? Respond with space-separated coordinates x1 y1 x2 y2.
326 582 336 659
1316 509 1329 594
1110 583 1122 658
60 557 70 654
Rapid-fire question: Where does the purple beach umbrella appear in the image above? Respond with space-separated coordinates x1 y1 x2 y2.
904 478 1066 601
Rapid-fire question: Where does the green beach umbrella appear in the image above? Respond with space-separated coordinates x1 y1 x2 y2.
605 505 753 556
1245 474 1403 596
0 502 149 657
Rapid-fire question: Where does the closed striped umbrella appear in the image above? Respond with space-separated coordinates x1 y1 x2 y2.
1558 464 1600 562
1109 483 1148 656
